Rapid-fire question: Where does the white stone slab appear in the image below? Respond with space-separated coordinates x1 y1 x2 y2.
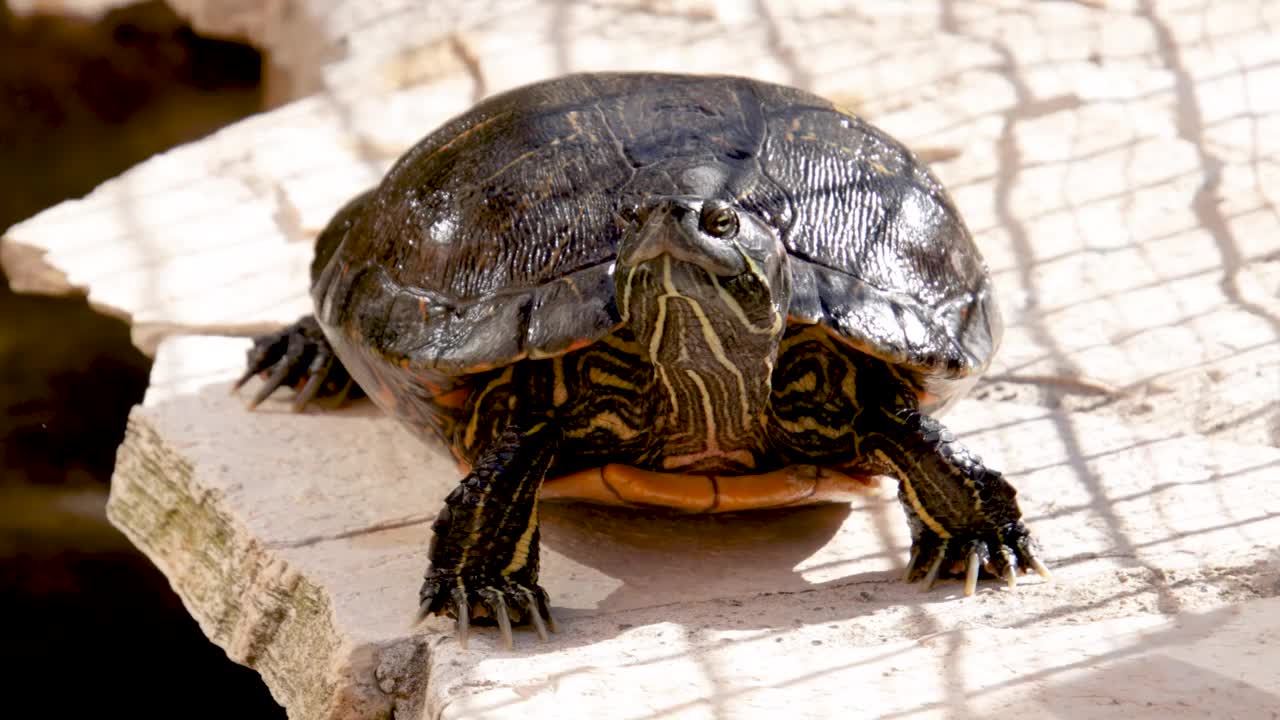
5 0 1276 717
107 335 1280 718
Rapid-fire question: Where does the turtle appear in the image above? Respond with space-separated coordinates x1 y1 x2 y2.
237 71 1051 649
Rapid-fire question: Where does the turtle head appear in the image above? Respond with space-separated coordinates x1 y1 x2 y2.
617 196 790 338
616 195 791 410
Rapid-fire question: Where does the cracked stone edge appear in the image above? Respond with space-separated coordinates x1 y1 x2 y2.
105 406 406 719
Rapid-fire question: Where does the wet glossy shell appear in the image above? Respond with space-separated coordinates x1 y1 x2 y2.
311 72 1001 402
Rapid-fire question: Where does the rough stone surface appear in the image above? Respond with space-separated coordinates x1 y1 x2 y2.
113 335 1280 719
7 0 1279 718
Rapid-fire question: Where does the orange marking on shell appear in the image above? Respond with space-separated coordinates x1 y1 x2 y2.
539 464 877 514
412 369 455 397
433 387 471 409
608 465 717 512
561 337 596 353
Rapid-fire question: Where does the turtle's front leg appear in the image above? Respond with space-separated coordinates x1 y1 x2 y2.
868 409 1051 595
418 420 558 649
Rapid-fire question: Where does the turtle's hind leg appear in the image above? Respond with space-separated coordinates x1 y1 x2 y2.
233 315 362 411
869 409 1051 595
418 420 558 649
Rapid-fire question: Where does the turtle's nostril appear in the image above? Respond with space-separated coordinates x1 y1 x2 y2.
666 204 692 221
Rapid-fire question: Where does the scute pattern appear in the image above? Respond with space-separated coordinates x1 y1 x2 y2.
313 72 999 388
526 262 621 358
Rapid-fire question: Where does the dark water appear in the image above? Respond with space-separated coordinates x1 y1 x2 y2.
1 2 286 716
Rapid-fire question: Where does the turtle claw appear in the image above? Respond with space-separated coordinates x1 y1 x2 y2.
902 546 922 583
1002 548 1019 590
419 574 555 649
1029 555 1054 583
454 589 471 650
481 588 515 650
904 521 1049 595
526 592 551 642
234 315 359 411
963 546 981 597
247 361 292 410
919 542 947 591
291 349 337 411
1003 564 1019 590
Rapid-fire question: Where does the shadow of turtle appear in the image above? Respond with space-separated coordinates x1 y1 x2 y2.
538 495 909 624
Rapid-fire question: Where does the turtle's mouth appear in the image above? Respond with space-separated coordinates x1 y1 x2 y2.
623 255 724 327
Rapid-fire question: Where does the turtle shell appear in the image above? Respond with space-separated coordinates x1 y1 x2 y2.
311 72 1001 409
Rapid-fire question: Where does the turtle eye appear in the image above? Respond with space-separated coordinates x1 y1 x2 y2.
699 200 739 239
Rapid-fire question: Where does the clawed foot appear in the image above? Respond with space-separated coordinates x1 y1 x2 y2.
232 315 360 411
418 574 557 650
904 521 1052 596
